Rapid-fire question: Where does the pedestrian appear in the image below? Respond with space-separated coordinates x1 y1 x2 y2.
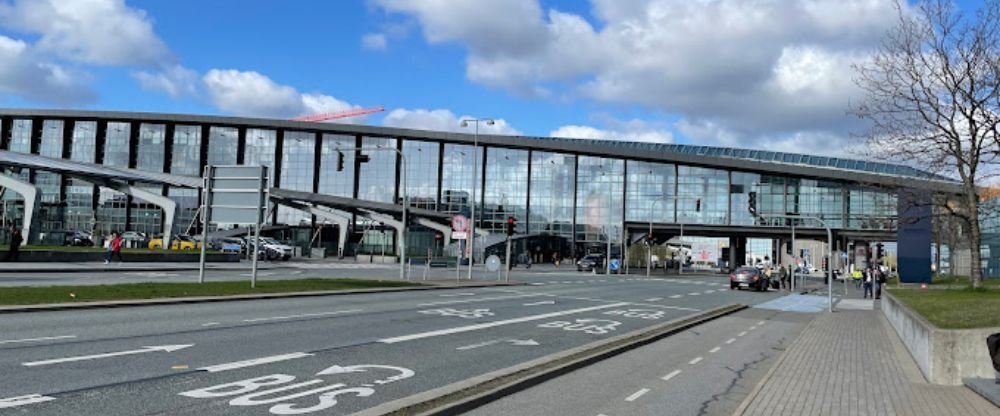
779 265 789 290
875 267 887 299
105 232 124 264
853 268 863 289
553 251 561 267
526 252 532 269
5 226 22 262
863 268 874 299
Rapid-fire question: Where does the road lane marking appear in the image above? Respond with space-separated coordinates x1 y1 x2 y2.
738 331 748 337
725 338 736 344
242 309 362 323
749 325 757 331
669 295 683 299
709 346 721 353
523 300 556 306
417 293 543 307
438 292 476 297
688 292 700 296
0 394 55 409
379 302 630 344
645 297 663 302
201 322 220 327
758 320 766 325
661 369 682 381
199 352 314 373
0 335 76 345
689 356 703 365
625 388 650 402
705 290 715 294
23 344 193 367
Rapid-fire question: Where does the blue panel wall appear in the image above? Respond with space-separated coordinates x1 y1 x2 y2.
897 189 932 283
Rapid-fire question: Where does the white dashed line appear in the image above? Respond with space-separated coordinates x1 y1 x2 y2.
689 356 704 365
725 338 736 344
438 292 477 297
645 297 663 302
749 326 758 331
758 320 766 325
418 294 542 307
738 331 748 337
242 309 362 323
625 388 651 402
201 322 221 327
0 394 56 409
688 292 701 296
0 335 76 345
704 290 715 294
661 369 682 381
669 294 683 299
709 346 721 353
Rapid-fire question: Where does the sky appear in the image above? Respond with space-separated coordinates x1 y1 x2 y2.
0 0 984 158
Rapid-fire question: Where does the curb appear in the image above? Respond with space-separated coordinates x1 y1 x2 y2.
354 303 747 416
730 311 823 416
0 281 524 314
2 266 255 273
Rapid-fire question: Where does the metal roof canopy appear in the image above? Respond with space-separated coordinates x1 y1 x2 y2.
269 188 450 221
0 109 964 194
0 149 203 188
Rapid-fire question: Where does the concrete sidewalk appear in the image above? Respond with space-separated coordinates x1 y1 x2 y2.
734 309 998 415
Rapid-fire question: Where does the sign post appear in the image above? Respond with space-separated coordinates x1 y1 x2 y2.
199 166 269 287
452 215 468 282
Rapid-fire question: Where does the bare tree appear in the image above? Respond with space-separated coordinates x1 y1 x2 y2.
853 0 1000 287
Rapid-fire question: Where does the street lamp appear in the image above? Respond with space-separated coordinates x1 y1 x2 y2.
459 118 494 280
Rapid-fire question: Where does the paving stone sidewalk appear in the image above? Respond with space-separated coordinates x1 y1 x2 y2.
734 309 999 416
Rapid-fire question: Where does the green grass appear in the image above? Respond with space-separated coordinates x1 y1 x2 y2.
0 278 422 306
890 287 1000 329
11 245 221 254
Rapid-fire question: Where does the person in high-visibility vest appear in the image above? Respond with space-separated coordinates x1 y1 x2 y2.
852 269 863 289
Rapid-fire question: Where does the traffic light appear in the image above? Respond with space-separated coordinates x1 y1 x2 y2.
876 243 884 259
506 217 516 236
336 151 345 171
748 192 757 215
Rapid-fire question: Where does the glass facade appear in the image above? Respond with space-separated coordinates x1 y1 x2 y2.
402 140 439 210
483 148 528 234
277 131 314 225
1 113 938 261
529 152 574 237
357 137 397 204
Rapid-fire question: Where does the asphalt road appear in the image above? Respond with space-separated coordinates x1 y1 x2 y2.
0 272 801 415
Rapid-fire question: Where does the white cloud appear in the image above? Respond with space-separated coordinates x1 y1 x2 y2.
0 35 95 104
0 0 171 66
674 119 865 158
374 0 899 143
550 118 674 144
361 33 388 51
382 108 521 135
132 65 199 98
202 69 360 119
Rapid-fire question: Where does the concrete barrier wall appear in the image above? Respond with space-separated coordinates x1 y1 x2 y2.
882 292 1000 385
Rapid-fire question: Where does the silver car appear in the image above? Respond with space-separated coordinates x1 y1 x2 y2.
730 266 771 291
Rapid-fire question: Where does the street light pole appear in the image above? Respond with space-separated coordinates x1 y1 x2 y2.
460 118 494 280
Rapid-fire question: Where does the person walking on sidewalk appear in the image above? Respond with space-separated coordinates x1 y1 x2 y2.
875 267 886 299
852 268 863 289
863 267 874 299
5 226 22 261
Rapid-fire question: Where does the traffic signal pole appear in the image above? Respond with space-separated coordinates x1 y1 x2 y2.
505 236 512 282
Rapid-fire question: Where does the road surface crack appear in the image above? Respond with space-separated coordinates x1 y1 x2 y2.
693 335 788 416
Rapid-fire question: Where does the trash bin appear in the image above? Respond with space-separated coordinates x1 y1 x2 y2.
988 332 1000 383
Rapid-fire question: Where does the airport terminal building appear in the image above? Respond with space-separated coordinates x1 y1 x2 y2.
0 109 975 279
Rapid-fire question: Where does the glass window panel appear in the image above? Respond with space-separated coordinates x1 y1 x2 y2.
357 137 397 204
171 125 202 176
626 160 675 224
318 134 355 197
277 131 314 225
402 140 439 210
103 122 131 167
676 165 728 225
483 147 528 234
440 143 483 219
575 156 624 257
207 126 237 166
529 151 575 238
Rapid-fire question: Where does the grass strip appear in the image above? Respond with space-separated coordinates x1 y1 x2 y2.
891 287 1000 329
0 278 421 306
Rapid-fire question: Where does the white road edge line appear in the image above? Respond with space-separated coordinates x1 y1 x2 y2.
709 346 721 353
379 302 631 344
0 335 76 345
758 320 766 326
625 388 650 402
242 309 362 323
417 293 543 307
738 331 748 337
689 356 704 365
199 352 314 373
0 394 56 409
438 292 476 297
725 338 736 344
661 369 682 381
749 326 757 331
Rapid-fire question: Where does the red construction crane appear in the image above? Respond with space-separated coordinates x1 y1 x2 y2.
292 106 384 122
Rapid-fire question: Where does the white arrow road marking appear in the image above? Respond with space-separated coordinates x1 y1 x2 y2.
380 302 630 344
0 335 76 345
199 352 314 373
438 292 476 297
316 364 415 385
625 388 650 402
661 369 682 381
456 338 540 350
0 394 56 409
417 293 543 307
523 300 556 306
242 309 362 323
23 344 193 367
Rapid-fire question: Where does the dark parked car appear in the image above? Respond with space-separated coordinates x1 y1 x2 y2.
40 230 94 247
730 266 771 291
576 254 605 272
